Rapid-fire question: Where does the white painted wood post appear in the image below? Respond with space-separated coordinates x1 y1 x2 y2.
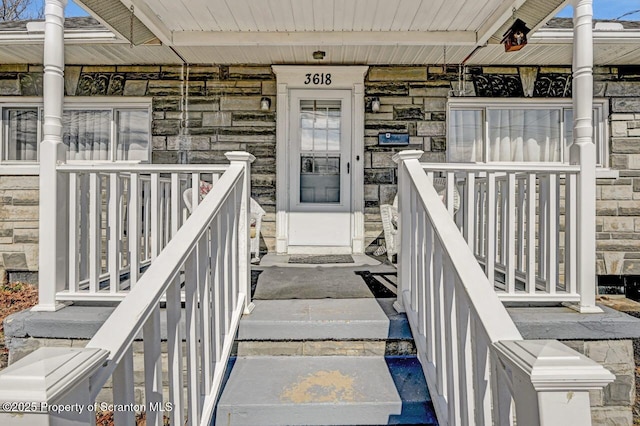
392 150 424 313
569 0 601 313
33 0 68 312
225 151 256 314
0 347 108 425
493 340 615 426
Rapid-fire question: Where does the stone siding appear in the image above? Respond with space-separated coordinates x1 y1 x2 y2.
0 176 39 282
2 64 640 274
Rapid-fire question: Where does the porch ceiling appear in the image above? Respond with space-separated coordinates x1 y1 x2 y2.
73 0 567 64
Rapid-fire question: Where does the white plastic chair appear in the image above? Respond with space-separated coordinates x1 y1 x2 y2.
183 186 265 262
379 177 460 263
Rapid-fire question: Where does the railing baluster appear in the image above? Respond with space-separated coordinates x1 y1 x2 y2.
486 173 497 286
472 319 493 425
566 173 578 295
538 176 548 281
89 172 101 293
109 173 121 293
129 173 140 287
198 236 213 395
433 239 447 398
546 174 558 294
185 246 202 425
446 171 455 217
517 176 525 273
444 253 461 425
526 174 536 293
424 214 435 364
143 305 163 426
191 173 200 212
213 213 224 362
416 201 426 336
464 172 475 251
150 173 160 260
68 173 79 294
411 187 418 310
456 290 474 426
506 173 516 293
79 173 89 284
144 178 152 262
113 347 135 425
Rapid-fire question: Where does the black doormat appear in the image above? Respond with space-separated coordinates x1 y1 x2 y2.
288 255 355 264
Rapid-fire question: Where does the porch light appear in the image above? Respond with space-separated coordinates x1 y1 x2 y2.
501 18 530 52
260 97 271 111
312 50 326 60
371 97 381 113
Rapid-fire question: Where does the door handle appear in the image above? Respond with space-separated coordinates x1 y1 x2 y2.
347 162 350 174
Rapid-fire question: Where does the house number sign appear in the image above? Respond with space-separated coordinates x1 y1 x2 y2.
304 73 332 86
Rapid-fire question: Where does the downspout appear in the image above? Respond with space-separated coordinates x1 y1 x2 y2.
169 46 189 164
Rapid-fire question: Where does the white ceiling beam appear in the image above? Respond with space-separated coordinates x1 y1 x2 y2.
119 0 173 45
171 30 477 47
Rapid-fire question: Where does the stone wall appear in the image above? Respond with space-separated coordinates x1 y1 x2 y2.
2 64 640 275
0 176 39 283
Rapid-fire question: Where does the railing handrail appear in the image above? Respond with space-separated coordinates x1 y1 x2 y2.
57 163 230 173
420 162 581 173
404 159 522 343
86 163 244 371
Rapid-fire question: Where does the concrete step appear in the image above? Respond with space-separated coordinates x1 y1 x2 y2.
215 355 437 425
238 298 411 341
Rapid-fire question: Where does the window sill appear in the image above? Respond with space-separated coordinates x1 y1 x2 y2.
596 168 619 179
0 165 39 175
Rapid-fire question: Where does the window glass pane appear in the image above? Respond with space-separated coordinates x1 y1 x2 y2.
449 109 483 162
116 110 149 161
488 109 561 162
4 108 38 161
63 110 111 161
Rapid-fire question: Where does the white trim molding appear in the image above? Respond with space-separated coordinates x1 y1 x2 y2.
272 65 368 254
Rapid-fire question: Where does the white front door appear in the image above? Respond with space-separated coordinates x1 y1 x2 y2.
287 89 352 252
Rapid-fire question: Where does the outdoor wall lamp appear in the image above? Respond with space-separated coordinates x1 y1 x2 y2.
260 97 271 111
501 18 530 52
371 97 381 112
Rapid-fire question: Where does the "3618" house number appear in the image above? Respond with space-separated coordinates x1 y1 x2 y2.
304 73 332 85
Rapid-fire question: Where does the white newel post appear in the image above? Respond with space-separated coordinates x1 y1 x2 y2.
33 0 68 312
570 0 601 313
0 347 108 425
493 340 615 426
392 150 424 313
225 151 256 314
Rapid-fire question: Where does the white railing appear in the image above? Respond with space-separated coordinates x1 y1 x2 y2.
51 164 228 301
0 152 255 425
395 151 614 426
421 163 582 303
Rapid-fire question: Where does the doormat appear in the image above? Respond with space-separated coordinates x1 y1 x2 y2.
288 255 355 264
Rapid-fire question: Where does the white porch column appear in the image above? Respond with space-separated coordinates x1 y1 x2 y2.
225 151 256 314
569 0 601 313
392 150 424 313
33 0 68 312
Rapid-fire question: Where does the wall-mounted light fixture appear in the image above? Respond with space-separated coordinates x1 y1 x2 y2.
371 97 381 113
501 18 530 52
260 97 271 111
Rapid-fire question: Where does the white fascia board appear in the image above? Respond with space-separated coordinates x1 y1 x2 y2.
172 30 477 47
532 29 640 44
0 31 118 44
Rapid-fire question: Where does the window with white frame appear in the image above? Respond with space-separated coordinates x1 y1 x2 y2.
1 99 151 163
447 99 608 166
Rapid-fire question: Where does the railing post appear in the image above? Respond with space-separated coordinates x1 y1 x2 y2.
33 0 68 312
569 0 601 313
225 151 256 314
392 150 424 313
0 347 108 424
493 340 614 426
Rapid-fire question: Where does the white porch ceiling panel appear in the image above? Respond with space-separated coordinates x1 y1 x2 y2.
0 44 180 64
151 0 507 33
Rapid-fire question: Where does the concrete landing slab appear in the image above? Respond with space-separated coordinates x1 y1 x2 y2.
216 356 402 425
259 253 382 268
238 298 405 340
